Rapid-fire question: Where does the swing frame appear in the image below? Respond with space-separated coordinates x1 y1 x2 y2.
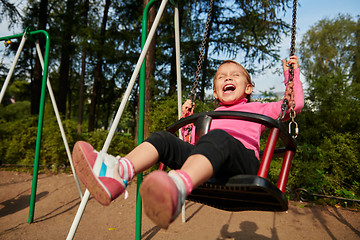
67 0 298 238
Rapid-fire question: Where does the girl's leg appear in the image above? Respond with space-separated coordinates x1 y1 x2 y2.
140 131 199 228
189 129 259 179
179 154 213 188
124 141 159 174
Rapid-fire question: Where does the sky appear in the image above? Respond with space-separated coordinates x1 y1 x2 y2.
0 0 359 93
248 0 360 93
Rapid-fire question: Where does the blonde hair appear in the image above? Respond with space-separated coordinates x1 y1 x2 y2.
213 60 254 104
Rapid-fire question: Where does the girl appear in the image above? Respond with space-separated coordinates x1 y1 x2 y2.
72 55 303 229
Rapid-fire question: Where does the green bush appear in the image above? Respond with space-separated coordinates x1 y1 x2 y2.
287 134 360 202
0 101 31 121
149 94 215 133
86 129 136 157
0 102 136 169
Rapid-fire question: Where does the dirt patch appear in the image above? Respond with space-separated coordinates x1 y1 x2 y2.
0 170 359 240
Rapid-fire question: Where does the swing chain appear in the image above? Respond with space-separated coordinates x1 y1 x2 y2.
289 0 298 138
279 0 299 139
190 0 214 103
290 0 297 57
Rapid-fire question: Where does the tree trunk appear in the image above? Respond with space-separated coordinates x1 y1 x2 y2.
77 0 89 134
31 0 48 115
67 55 73 119
144 0 156 139
57 0 75 116
88 0 111 132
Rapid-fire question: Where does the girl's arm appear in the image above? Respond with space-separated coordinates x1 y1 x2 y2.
282 55 304 115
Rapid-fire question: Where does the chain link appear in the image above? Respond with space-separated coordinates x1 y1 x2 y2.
190 0 214 103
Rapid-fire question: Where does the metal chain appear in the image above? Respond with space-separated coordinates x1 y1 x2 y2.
290 0 297 57
279 0 299 138
289 0 298 138
190 0 214 103
183 0 214 143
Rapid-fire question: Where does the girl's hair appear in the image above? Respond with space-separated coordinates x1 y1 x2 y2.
213 60 255 105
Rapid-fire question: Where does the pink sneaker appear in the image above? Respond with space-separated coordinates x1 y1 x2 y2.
140 170 186 229
72 141 126 206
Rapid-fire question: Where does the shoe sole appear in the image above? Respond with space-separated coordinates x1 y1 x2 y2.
140 171 176 229
72 142 111 206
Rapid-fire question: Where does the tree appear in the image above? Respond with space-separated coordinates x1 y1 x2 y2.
0 0 22 27
77 0 90 134
88 0 111 132
154 0 293 103
292 15 360 197
299 14 360 139
57 0 76 116
31 0 48 115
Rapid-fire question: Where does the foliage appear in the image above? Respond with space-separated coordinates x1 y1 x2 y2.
0 101 135 168
286 14 360 203
149 94 215 133
86 130 136 157
0 100 30 121
149 95 178 133
299 14 358 79
0 0 22 27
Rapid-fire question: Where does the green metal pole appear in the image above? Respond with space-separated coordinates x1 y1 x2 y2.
26 30 51 223
0 29 50 223
135 1 157 239
0 32 26 41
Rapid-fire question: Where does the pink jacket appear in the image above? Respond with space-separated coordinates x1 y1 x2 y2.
182 68 304 159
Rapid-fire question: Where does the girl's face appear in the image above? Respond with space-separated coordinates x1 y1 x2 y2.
213 62 253 105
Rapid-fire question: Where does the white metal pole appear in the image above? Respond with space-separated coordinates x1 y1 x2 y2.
35 41 83 200
66 190 90 240
66 1 169 239
101 0 169 153
174 4 182 120
174 3 186 224
0 34 27 104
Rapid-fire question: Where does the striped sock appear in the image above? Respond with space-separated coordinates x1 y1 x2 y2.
168 170 194 221
117 157 135 183
175 170 193 196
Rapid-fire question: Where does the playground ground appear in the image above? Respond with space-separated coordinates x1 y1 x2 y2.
0 170 359 240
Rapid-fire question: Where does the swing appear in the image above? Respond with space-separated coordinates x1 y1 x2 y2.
164 0 299 212
167 111 296 211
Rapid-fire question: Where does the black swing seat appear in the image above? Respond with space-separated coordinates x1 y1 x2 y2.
188 175 288 212
166 111 296 212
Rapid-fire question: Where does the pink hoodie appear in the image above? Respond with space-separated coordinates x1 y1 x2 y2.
182 68 304 159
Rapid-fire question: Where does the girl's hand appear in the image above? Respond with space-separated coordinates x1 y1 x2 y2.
181 99 194 118
282 55 299 72
182 99 194 113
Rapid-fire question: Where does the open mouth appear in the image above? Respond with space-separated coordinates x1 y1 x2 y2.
223 84 236 93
